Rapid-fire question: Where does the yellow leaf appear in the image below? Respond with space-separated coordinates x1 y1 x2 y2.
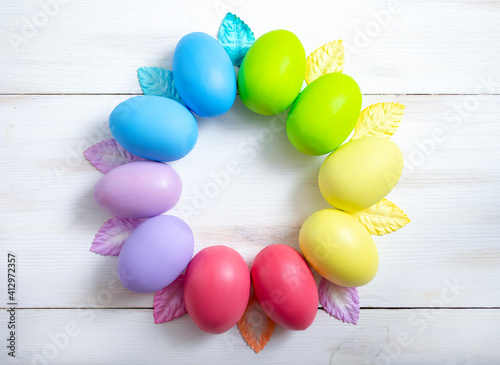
305 40 345 84
238 294 275 353
351 199 410 236
352 103 405 140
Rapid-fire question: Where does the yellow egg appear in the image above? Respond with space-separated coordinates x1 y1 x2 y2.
318 136 403 212
299 209 378 287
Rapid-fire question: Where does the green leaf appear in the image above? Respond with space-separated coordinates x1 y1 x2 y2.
218 12 255 67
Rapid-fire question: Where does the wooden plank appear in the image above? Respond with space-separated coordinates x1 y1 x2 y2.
1 309 499 364
0 94 499 309
1 1 498 364
1 0 499 94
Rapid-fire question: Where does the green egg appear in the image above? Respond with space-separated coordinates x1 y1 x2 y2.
286 73 362 155
238 30 306 115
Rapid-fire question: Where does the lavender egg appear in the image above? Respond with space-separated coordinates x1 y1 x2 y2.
94 161 182 219
118 215 194 293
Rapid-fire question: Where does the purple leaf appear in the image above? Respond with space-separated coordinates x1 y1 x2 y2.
84 138 144 173
318 277 360 325
90 217 142 256
153 275 187 324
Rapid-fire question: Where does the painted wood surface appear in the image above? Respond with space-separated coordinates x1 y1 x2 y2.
1 94 499 310
1 309 499 364
1 0 499 94
1 0 499 363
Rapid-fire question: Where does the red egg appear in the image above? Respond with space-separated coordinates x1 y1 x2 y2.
251 244 318 330
183 245 251 334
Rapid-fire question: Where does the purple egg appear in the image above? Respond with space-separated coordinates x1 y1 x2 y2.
94 161 182 219
118 215 194 293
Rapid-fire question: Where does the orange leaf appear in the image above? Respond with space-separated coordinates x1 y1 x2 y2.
238 294 276 353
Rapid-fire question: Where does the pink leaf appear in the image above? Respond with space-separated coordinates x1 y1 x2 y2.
153 275 187 324
90 217 142 256
84 138 144 173
318 277 360 325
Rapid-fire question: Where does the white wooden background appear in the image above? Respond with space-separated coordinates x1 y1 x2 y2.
1 0 500 364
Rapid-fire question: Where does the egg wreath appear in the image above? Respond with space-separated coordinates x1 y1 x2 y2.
84 13 410 353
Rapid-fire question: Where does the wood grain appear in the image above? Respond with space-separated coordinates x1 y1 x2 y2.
1 0 500 363
1 0 499 94
1 309 498 364
0 94 499 309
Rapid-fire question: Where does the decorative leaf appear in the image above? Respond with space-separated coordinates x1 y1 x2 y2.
238 294 275 353
153 275 187 324
90 217 142 256
319 278 359 325
218 12 255 67
305 40 345 84
351 199 410 236
84 138 145 173
352 103 405 140
137 67 184 105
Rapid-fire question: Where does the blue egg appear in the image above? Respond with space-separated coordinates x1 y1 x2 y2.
173 32 236 118
109 95 198 162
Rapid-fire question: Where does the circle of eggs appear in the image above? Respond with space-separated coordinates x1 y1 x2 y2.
95 23 407 336
118 215 194 293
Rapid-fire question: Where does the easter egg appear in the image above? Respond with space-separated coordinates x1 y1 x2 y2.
173 32 236 118
319 136 404 212
118 215 194 293
109 95 198 162
299 209 378 287
286 73 362 155
184 246 250 334
94 161 182 219
238 30 306 115
251 244 318 330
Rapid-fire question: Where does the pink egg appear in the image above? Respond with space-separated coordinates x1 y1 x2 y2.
183 246 251 334
94 161 182 219
251 244 318 330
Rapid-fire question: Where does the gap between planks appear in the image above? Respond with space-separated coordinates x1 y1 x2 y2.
2 307 499 310
1 93 500 96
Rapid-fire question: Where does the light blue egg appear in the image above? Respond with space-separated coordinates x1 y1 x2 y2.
109 95 198 162
173 32 237 118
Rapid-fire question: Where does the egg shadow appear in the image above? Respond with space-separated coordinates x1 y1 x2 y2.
88 256 159 308
157 48 175 73
72 183 110 230
289 156 332 222
193 113 212 131
231 96 283 127
171 315 217 344
270 324 294 343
